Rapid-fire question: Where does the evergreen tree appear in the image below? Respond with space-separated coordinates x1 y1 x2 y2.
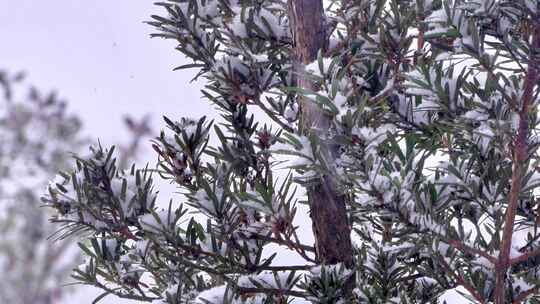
44 0 540 303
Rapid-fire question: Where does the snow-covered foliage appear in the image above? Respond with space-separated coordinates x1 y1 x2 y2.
45 0 540 303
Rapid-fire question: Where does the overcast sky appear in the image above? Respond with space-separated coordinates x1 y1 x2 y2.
0 0 211 148
0 1 468 303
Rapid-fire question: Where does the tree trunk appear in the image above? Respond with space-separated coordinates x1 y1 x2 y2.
287 0 354 271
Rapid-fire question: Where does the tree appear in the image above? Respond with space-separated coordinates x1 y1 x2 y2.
0 70 85 304
0 70 152 304
43 0 540 303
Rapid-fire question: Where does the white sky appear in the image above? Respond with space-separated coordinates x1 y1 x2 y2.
0 0 211 148
0 1 469 303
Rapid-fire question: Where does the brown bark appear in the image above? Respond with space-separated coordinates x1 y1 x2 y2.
287 0 354 271
494 13 540 304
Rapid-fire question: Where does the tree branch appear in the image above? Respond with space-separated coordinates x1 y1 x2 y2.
237 286 306 298
494 13 540 304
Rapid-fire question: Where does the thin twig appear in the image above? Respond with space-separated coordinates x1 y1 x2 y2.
510 246 540 265
438 257 486 304
250 233 315 252
512 285 540 303
445 239 497 264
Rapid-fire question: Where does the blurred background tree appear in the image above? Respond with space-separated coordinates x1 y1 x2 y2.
0 69 152 304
